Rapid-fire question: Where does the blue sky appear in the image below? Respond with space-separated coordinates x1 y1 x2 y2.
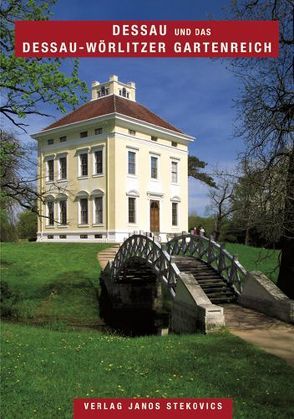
13 0 244 216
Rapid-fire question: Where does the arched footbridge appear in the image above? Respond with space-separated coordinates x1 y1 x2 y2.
100 234 293 333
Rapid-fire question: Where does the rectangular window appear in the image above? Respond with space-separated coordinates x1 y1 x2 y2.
59 157 67 179
47 201 54 226
151 156 158 179
128 151 136 175
128 129 136 136
171 161 178 183
80 131 88 138
80 234 88 239
60 136 67 143
80 153 88 176
80 198 88 225
95 128 102 135
59 200 67 225
47 235 54 239
128 197 136 223
47 139 54 145
94 150 103 175
151 136 158 142
172 203 178 226
47 160 54 181
171 141 177 147
94 196 103 224
98 87 109 97
59 235 67 239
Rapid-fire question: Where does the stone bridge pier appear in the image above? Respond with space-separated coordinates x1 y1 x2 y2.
100 259 167 335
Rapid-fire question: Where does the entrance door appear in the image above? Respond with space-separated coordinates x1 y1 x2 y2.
150 200 160 232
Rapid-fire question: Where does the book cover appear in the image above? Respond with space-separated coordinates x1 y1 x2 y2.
1 1 293 418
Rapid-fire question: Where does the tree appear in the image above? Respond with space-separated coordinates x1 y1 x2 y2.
0 131 25 241
0 131 40 210
208 170 236 241
229 0 294 297
0 0 87 130
188 155 216 187
0 0 87 214
0 209 17 242
17 210 38 240
232 157 287 246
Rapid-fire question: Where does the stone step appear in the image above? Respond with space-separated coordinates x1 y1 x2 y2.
210 296 236 304
205 290 235 297
193 275 221 279
99 256 118 260
177 265 218 273
200 284 230 290
196 279 226 283
178 268 218 275
174 257 237 304
181 270 220 276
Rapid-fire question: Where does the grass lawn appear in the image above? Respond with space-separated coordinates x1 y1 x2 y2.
1 242 109 327
1 242 293 418
2 322 294 419
225 243 280 282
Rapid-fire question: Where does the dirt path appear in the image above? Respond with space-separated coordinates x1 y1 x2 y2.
97 245 120 270
224 304 294 367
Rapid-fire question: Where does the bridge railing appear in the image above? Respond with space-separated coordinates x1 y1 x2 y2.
166 234 247 294
110 234 180 298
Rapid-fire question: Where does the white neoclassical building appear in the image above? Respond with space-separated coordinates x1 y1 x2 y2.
32 75 194 242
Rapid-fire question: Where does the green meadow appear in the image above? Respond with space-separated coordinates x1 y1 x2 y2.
1 242 292 419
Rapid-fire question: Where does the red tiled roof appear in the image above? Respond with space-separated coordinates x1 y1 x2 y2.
44 95 183 133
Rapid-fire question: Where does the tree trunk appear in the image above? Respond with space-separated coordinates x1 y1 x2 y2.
245 226 250 246
277 147 294 299
215 216 221 241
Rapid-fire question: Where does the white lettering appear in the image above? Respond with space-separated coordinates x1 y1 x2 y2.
264 42 272 52
22 42 30 53
112 24 167 36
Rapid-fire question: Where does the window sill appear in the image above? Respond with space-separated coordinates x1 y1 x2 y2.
45 225 55 229
57 179 68 183
57 224 68 228
171 182 179 186
45 181 54 184
92 174 104 178
78 224 89 227
150 178 159 182
127 174 137 178
92 224 104 227
77 176 89 180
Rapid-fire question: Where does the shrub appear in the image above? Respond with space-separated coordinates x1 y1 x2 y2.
17 210 37 241
0 281 20 318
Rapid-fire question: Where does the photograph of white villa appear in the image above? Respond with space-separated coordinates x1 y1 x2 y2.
33 75 194 242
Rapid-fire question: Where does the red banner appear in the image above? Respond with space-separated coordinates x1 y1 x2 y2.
15 20 278 58
73 398 233 419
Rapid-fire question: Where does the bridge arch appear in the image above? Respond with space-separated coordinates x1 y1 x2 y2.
109 234 179 298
